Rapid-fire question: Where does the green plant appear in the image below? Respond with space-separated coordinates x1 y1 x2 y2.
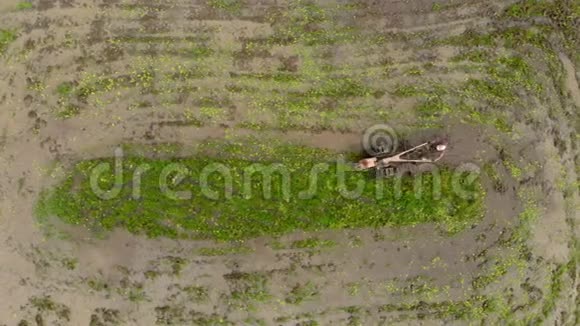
207 0 242 13
504 0 551 18
90 308 121 326
198 245 253 256
55 105 80 119
270 1 358 46
61 257 78 270
166 256 187 275
405 66 423 76
125 286 148 302
17 1 33 10
392 84 425 97
36 142 485 241
0 29 16 54
191 45 214 58
504 160 523 180
29 296 71 321
87 278 109 292
307 78 373 98
183 286 210 302
451 49 489 63
415 98 452 119
290 238 335 249
56 82 75 97
483 162 505 192
439 29 496 47
225 272 270 308
462 78 517 103
285 282 319 304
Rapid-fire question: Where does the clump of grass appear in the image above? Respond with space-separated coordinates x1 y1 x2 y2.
483 162 506 192
90 308 121 326
61 257 78 270
504 0 552 18
56 82 75 97
54 81 83 119
451 49 490 63
207 0 242 13
439 29 496 47
0 29 17 54
270 1 358 46
491 55 541 93
165 256 187 275
538 263 567 320
183 285 210 302
231 72 301 83
392 84 425 97
224 272 270 308
462 78 517 104
29 296 71 322
392 83 447 98
167 284 210 303
471 259 510 289
504 159 523 180
118 281 148 302
36 142 485 240
155 306 228 325
432 2 442 12
348 235 363 247
285 281 319 304
155 305 187 325
503 0 580 46
17 1 33 10
55 105 80 119
307 78 373 98
198 245 253 256
405 66 423 76
290 238 335 249
191 45 214 58
499 27 552 49
415 98 452 119
87 278 109 292
144 270 160 280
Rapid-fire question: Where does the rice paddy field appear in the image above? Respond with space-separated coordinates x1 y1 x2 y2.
0 0 578 325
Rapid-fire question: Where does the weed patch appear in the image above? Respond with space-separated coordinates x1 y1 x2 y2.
17 2 33 10
285 282 319 304
198 245 253 256
0 29 16 54
207 0 243 13
37 143 485 240
224 272 270 309
270 1 359 46
290 238 336 249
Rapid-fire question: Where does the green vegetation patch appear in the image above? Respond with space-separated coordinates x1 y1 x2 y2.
198 245 253 256
207 0 243 13
285 281 319 304
37 143 485 240
291 237 336 249
225 271 271 309
17 1 33 10
0 29 16 54
504 0 580 45
270 0 359 46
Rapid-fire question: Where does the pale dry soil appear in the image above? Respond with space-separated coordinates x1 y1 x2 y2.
0 0 578 325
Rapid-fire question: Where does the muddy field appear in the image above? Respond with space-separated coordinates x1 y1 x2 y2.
0 0 578 325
